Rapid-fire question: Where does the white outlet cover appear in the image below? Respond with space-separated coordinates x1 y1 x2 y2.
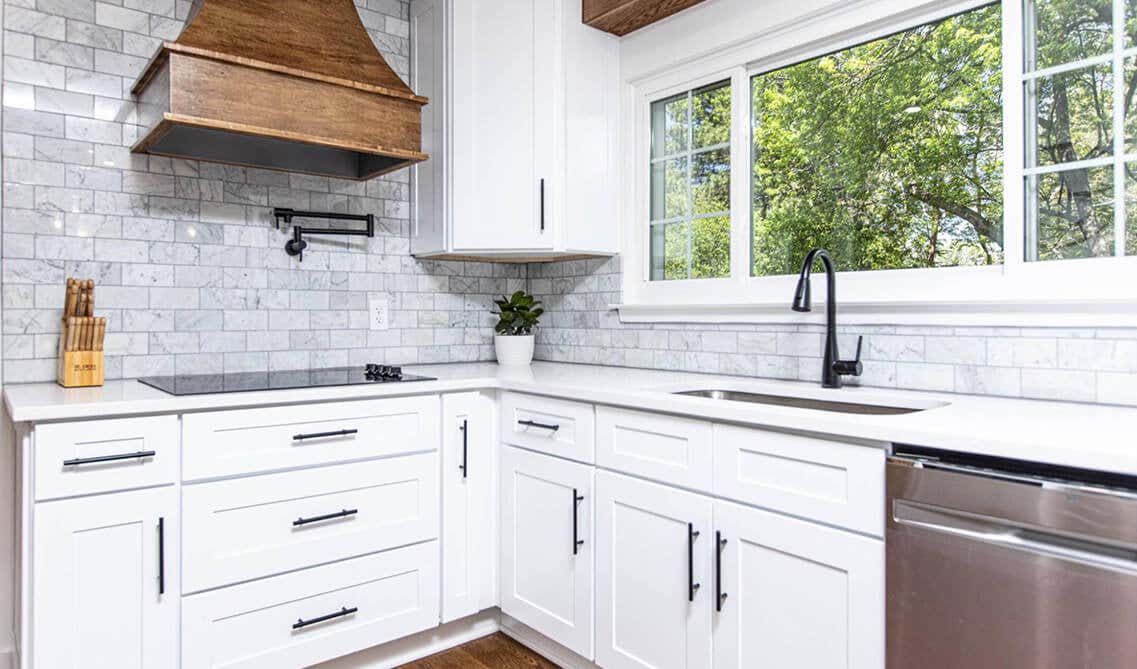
369 297 389 330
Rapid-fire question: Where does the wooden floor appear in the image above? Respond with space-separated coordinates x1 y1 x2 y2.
397 633 559 668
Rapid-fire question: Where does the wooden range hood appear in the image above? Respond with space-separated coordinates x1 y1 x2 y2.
131 0 428 181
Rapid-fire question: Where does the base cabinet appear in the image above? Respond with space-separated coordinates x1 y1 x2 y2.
713 500 885 669
595 471 713 669
500 445 594 659
33 486 178 669
441 392 497 623
182 542 440 669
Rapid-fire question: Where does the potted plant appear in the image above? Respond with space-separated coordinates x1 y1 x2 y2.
491 290 543 366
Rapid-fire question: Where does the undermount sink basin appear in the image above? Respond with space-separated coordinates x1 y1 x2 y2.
673 389 926 415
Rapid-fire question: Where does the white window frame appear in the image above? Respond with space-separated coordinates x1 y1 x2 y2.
618 0 1137 327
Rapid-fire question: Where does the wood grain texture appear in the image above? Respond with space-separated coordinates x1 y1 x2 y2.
583 0 707 36
130 0 427 179
397 634 558 669
174 0 412 94
168 54 423 155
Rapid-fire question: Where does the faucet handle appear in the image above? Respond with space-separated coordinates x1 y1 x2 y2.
834 336 864 377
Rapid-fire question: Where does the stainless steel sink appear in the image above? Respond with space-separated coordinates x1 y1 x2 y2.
673 389 924 415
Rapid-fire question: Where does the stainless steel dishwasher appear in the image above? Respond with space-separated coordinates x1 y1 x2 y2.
887 445 1137 669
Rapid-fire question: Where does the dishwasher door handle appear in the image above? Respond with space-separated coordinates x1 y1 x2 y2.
894 500 1137 574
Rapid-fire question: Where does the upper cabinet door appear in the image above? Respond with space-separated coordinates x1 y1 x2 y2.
441 392 498 623
500 445 594 659
450 0 557 251
713 499 885 669
595 471 713 669
34 487 178 669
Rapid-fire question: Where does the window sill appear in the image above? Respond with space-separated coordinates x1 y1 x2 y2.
611 298 1137 328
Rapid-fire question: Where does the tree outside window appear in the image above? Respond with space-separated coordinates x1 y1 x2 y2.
751 4 1005 276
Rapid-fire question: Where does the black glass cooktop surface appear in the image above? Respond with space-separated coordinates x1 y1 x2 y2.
138 365 434 396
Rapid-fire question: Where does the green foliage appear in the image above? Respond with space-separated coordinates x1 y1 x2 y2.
751 4 1005 275
650 81 734 280
491 291 544 336
1027 0 1132 261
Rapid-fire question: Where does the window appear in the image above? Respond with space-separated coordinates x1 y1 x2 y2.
1024 0 1137 260
752 6 1004 275
649 81 732 280
625 0 1137 324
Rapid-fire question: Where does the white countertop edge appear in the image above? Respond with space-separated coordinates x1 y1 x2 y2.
5 362 1137 477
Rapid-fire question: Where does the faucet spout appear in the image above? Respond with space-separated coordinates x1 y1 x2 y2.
792 248 862 389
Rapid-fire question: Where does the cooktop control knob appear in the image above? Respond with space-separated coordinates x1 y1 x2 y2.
365 364 402 380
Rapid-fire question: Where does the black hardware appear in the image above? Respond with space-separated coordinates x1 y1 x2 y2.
572 489 585 555
63 450 156 467
688 523 700 602
459 419 468 479
293 509 358 527
539 179 545 231
292 429 358 441
158 517 165 596
274 208 375 263
716 531 728 612
791 248 864 388
365 364 403 380
518 419 559 432
292 606 358 630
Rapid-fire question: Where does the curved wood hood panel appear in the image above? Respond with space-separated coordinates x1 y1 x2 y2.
130 0 428 181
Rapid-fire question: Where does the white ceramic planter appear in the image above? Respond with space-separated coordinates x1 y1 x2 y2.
494 335 535 366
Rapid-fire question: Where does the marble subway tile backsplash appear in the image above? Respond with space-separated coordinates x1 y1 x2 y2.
1 0 515 383
4 0 1135 409
529 257 1137 406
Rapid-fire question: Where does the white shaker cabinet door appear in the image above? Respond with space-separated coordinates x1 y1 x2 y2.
449 0 556 251
33 486 178 669
595 471 713 669
713 500 885 669
441 392 498 622
500 445 594 659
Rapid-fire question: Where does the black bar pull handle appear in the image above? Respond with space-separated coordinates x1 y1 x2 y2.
518 419 559 432
539 178 546 231
688 523 701 602
63 450 156 467
572 489 585 555
716 531 728 612
293 509 358 527
459 419 468 479
158 517 165 596
292 606 358 630
292 429 358 441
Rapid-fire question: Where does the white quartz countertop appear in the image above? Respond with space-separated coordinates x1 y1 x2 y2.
6 361 1137 476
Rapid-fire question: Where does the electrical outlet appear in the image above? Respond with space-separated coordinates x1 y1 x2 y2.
369 297 389 330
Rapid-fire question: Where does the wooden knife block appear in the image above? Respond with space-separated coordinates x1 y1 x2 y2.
56 320 104 388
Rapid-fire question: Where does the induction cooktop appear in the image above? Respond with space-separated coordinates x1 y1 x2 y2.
137 365 435 396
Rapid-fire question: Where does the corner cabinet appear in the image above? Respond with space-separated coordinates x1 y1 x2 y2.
410 0 620 261
441 392 498 622
499 445 595 658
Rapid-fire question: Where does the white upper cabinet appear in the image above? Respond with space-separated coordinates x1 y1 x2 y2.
411 0 620 260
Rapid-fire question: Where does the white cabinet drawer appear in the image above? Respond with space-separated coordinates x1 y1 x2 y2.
500 392 594 463
182 395 440 480
596 406 713 491
182 542 440 669
712 425 884 536
34 415 178 500
183 453 439 593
